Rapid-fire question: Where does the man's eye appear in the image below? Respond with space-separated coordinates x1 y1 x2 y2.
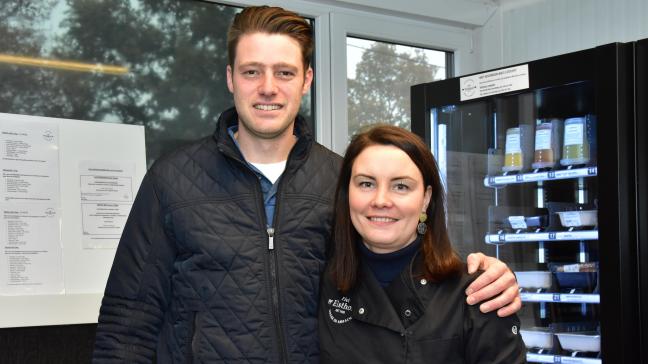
277 71 295 78
243 70 258 76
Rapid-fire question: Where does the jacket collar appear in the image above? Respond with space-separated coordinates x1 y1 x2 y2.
212 107 313 169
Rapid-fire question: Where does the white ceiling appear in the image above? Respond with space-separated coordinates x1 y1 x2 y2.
312 0 499 26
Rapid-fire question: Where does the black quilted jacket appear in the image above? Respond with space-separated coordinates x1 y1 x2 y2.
93 107 342 363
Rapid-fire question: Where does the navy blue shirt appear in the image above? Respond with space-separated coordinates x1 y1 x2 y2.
228 126 281 227
359 237 422 288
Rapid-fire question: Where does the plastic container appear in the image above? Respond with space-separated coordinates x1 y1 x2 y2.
532 119 562 169
556 331 600 352
549 263 599 292
520 327 554 349
506 215 548 231
515 271 552 289
556 210 598 228
560 116 590 166
503 127 523 172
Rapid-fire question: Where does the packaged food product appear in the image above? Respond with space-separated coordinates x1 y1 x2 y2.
555 331 600 352
515 271 552 289
560 116 590 166
556 210 597 228
520 327 554 350
532 118 562 169
503 127 522 172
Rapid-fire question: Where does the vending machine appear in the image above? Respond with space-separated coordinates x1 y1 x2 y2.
411 41 644 363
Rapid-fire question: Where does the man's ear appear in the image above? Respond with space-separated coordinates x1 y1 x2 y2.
226 64 234 93
302 66 313 95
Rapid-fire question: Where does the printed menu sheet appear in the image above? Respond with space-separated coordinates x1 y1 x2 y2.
1 204 64 295
1 117 63 295
79 160 135 249
1 118 60 204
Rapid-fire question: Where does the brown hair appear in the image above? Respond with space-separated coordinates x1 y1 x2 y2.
227 6 313 69
329 125 461 293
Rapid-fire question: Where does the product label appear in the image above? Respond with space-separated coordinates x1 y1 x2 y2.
459 65 529 101
508 216 527 229
505 132 521 153
564 123 584 146
535 129 551 150
560 211 582 226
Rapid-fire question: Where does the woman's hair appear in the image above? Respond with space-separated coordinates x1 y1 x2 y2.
329 125 461 293
227 6 313 69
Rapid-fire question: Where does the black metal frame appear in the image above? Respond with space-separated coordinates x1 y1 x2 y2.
635 38 648 362
410 42 641 363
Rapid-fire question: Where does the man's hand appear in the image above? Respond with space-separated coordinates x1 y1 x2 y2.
465 252 521 317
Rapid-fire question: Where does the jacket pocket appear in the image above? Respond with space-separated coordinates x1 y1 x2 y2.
409 336 463 364
185 312 197 363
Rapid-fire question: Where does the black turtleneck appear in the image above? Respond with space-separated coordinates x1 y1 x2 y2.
359 236 422 288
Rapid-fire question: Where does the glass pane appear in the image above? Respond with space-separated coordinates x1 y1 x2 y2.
346 36 447 137
0 1 315 166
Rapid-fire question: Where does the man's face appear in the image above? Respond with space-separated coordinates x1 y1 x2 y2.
227 32 313 140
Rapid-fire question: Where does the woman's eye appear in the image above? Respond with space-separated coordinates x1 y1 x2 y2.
394 183 410 191
358 181 373 188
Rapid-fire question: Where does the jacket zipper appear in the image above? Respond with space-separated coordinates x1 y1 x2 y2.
218 136 297 364
266 192 288 363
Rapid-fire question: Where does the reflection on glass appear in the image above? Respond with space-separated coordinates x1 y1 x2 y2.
346 36 447 138
0 1 314 166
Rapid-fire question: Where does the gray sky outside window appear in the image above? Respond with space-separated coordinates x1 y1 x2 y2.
346 36 447 136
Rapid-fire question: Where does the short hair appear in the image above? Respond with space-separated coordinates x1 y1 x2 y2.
329 125 461 293
227 6 313 69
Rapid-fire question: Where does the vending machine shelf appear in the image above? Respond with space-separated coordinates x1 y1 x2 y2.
484 166 597 187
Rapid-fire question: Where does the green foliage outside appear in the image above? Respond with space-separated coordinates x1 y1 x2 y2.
0 0 313 165
347 42 440 135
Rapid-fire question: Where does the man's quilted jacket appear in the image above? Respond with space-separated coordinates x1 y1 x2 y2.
92 107 342 363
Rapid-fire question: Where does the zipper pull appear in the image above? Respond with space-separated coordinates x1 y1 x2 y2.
267 227 275 250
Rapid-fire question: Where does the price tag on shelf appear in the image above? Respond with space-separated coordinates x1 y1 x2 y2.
508 216 527 229
522 172 547 182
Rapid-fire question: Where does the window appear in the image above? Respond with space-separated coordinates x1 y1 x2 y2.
0 1 314 166
346 36 447 136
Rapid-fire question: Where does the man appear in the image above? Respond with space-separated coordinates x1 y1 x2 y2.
93 6 520 363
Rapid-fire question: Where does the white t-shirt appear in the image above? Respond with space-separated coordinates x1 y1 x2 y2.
250 160 287 184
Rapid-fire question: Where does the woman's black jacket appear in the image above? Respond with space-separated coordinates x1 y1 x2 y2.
319 256 527 363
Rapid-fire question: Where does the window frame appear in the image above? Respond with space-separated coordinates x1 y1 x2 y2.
198 1 478 153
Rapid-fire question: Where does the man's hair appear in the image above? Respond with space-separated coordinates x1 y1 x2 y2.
227 6 313 69
328 125 462 293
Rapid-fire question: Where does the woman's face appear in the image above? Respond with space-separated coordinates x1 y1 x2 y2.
349 144 432 254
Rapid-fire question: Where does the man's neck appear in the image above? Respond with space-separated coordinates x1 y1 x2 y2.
235 126 297 164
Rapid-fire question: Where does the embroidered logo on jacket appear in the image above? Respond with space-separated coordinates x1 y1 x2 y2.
327 296 353 324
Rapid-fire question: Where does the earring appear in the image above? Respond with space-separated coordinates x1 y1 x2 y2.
417 212 427 235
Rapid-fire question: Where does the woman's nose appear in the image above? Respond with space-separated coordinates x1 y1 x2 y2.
371 187 392 208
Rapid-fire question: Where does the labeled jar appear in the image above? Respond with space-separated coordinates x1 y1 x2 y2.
503 127 523 172
560 117 590 166
532 119 562 169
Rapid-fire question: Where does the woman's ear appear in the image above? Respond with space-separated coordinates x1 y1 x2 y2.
423 185 432 211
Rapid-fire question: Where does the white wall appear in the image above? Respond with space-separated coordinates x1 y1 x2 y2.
477 0 648 70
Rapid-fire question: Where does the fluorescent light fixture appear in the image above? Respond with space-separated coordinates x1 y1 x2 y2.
0 54 129 75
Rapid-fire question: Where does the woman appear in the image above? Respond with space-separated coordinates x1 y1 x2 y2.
319 125 526 363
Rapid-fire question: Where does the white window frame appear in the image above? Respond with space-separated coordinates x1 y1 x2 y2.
329 11 476 154
208 1 479 154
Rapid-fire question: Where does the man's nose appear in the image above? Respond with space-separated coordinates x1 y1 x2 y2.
259 73 278 95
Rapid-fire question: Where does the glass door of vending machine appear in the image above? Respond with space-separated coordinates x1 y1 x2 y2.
411 43 640 363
